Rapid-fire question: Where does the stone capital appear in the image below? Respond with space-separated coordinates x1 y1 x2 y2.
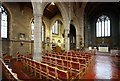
76 34 81 36
34 13 43 18
64 29 69 31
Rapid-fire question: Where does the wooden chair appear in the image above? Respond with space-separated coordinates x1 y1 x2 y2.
61 56 66 60
72 62 86 78
2 54 12 64
40 63 49 79
71 57 79 62
46 57 51 65
42 56 47 63
56 69 69 81
47 65 57 80
34 61 42 79
56 68 77 81
67 56 72 61
51 57 57 66
56 55 61 59
63 60 68 70
56 59 63 69
78 58 86 64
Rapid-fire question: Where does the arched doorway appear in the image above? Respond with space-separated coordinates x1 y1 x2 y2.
70 24 76 50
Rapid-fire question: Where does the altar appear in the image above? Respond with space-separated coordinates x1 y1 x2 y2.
98 46 109 52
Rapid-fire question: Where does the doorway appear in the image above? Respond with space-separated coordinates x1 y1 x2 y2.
70 24 76 50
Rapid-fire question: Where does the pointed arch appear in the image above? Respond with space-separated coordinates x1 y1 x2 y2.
43 2 69 25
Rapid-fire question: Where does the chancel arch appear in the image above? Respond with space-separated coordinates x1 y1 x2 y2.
85 2 120 52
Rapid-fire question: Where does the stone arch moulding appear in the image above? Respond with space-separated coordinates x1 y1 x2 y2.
43 2 69 27
31 2 44 16
70 16 80 34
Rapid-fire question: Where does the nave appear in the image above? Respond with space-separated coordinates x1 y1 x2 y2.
1 52 120 81
0 2 120 81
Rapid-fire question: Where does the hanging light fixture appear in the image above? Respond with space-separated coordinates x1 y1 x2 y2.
51 2 55 5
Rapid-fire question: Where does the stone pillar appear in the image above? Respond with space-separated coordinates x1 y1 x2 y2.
64 20 70 52
119 13 120 49
76 34 80 50
64 29 70 52
79 13 84 48
0 10 2 58
33 14 42 61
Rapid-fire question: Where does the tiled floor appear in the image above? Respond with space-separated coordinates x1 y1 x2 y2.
83 55 120 80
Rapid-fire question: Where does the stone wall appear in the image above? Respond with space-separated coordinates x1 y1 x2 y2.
2 2 33 57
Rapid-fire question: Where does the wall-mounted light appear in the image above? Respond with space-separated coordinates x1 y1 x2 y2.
19 33 25 40
20 42 24 46
58 40 61 43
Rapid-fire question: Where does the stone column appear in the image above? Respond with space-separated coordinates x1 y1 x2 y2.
64 29 70 52
119 13 120 49
64 20 70 52
0 11 2 58
33 14 42 61
76 34 80 50
79 13 84 48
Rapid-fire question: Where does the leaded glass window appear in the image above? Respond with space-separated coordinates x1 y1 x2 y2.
96 15 110 37
0 6 8 38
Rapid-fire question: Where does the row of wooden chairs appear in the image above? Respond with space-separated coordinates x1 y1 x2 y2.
42 55 87 67
42 51 94 79
2 60 21 81
42 56 87 76
48 51 92 57
45 52 93 61
45 53 93 66
20 55 80 81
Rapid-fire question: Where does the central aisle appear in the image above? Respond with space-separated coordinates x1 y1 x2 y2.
83 55 120 80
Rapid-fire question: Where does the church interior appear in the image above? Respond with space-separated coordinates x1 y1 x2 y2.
0 1 120 81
